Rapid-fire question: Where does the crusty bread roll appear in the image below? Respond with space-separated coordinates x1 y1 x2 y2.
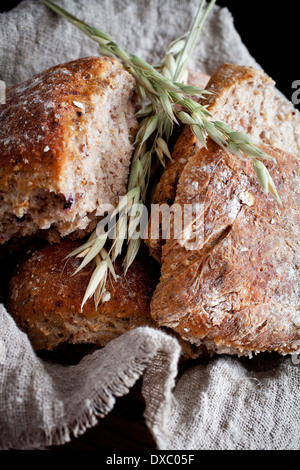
7 240 159 350
147 64 300 262
7 239 203 359
150 139 300 357
0 56 138 245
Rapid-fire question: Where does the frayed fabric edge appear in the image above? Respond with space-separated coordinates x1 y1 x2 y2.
0 326 181 450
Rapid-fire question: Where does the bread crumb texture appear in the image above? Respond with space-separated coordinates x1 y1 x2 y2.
0 56 138 244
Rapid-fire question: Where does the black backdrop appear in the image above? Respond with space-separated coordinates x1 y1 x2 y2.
217 0 299 104
0 0 299 104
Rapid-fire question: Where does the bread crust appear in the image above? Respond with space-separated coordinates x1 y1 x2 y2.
203 63 274 108
0 56 133 192
147 64 300 263
151 140 300 356
7 240 159 350
7 239 204 359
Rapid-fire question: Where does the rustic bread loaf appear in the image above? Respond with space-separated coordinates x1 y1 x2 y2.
147 64 300 262
7 239 202 359
150 139 300 356
0 56 138 245
7 240 158 350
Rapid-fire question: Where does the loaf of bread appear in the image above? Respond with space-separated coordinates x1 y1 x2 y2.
150 139 300 356
7 240 159 350
7 239 202 359
0 56 138 245
147 64 300 262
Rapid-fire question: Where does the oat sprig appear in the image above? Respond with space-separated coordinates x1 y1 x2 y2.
43 0 281 309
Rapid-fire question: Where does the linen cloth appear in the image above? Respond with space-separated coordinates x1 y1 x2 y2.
0 0 299 450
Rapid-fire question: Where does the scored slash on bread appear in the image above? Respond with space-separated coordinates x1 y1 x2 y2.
146 64 300 263
0 56 138 245
150 139 300 356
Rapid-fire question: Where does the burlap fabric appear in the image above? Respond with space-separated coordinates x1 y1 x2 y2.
0 0 299 450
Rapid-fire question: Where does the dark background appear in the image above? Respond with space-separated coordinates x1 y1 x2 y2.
217 0 299 103
0 0 299 103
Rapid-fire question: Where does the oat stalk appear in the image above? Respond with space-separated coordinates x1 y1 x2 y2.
43 0 281 309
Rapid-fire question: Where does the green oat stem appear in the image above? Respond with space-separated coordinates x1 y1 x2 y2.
172 0 217 82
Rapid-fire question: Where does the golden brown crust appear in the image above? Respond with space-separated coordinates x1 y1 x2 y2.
7 239 204 360
0 56 138 245
0 56 130 193
2 56 136 191
7 240 159 350
151 140 300 355
203 63 273 108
